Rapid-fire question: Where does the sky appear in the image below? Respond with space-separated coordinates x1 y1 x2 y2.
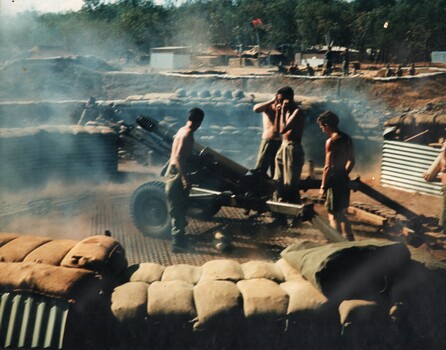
0 0 169 16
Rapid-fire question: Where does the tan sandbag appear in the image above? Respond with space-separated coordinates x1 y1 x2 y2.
0 262 99 301
162 264 202 284
0 233 20 247
339 299 378 325
23 239 77 265
199 259 243 283
275 258 304 281
193 280 242 330
61 235 127 275
0 235 51 262
148 280 196 320
280 280 328 315
111 282 149 322
122 263 165 283
242 261 284 282
236 278 289 319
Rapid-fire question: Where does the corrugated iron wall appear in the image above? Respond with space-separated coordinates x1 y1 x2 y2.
0 292 69 349
381 140 443 196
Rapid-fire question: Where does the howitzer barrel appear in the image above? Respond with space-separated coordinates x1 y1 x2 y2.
137 115 249 179
194 145 249 179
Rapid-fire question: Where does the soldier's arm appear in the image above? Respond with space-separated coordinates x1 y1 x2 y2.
280 108 300 134
345 137 355 174
176 132 194 188
320 139 333 196
253 98 275 113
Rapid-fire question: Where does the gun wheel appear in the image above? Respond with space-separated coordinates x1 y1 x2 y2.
130 181 171 238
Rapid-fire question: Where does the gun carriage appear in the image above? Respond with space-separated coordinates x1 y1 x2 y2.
125 115 314 238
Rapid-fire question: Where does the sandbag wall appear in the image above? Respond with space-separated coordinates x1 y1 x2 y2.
0 125 118 190
110 242 446 350
110 259 340 349
0 233 128 349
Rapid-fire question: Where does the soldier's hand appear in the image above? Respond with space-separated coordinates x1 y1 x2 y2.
282 99 290 108
182 179 191 190
319 188 326 199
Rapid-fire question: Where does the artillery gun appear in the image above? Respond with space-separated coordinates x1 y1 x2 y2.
122 115 440 245
125 115 315 238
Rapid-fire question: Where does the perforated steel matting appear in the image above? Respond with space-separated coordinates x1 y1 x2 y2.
0 188 382 266
109 197 326 266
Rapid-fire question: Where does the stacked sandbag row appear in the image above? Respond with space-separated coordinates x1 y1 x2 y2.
0 233 127 301
110 259 338 349
110 240 446 349
0 125 118 190
0 233 128 349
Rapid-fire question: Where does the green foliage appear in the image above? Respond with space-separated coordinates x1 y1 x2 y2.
1 0 445 62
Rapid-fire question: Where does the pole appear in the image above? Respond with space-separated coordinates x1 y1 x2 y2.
256 29 261 67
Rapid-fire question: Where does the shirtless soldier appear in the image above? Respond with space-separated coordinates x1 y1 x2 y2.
165 108 205 252
252 93 282 177
274 86 305 205
317 111 355 241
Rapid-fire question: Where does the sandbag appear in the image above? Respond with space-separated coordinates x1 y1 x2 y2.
281 239 411 300
236 278 288 319
0 233 20 247
199 259 243 283
338 299 388 348
23 239 77 265
148 281 196 320
193 280 242 330
275 258 304 281
241 261 284 283
0 262 99 302
280 280 328 315
111 281 149 323
339 299 379 324
122 263 165 283
61 235 127 275
0 235 51 262
162 264 202 284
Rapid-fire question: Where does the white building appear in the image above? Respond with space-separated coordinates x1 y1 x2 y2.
150 46 191 70
431 51 446 63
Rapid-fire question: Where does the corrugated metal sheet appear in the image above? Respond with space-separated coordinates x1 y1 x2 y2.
381 140 443 196
0 292 69 349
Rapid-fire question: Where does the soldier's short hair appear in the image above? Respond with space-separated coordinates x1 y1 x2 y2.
188 107 205 123
277 86 294 101
317 110 339 128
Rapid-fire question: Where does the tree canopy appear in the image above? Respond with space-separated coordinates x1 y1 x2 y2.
2 0 445 62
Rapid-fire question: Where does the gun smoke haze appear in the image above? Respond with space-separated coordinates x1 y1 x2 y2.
0 5 443 240
0 180 146 240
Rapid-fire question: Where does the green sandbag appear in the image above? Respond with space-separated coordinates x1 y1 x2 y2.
281 239 411 300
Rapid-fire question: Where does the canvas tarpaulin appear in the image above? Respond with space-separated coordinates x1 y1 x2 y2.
281 239 411 300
